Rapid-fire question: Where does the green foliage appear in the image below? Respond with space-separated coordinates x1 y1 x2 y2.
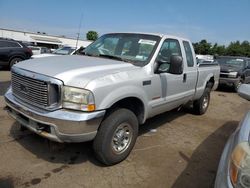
193 40 250 57
86 31 98 41
193 40 212 55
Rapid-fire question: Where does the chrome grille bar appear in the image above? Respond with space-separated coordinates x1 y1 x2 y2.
12 71 49 107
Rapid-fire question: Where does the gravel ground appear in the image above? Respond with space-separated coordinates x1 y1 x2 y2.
0 70 249 188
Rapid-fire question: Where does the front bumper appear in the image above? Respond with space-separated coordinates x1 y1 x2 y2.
4 89 105 143
219 77 240 87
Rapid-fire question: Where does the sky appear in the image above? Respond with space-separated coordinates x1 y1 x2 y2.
0 0 250 45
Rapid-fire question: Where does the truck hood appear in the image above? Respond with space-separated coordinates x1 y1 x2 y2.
219 64 242 73
15 55 137 88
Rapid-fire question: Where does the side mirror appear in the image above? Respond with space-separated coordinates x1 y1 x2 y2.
238 84 250 101
168 55 183 74
154 55 183 74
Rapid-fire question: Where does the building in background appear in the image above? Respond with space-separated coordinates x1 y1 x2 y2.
0 28 92 50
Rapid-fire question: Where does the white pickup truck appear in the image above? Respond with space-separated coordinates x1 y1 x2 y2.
5 32 220 165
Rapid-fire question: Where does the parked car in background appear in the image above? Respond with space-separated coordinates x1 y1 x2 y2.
215 56 250 91
5 32 220 165
215 84 250 188
197 59 214 64
31 46 81 58
29 46 51 55
196 54 214 64
0 38 32 68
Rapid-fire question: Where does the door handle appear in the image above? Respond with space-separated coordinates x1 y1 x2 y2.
183 73 187 82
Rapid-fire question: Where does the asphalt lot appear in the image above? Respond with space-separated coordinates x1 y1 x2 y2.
0 70 250 188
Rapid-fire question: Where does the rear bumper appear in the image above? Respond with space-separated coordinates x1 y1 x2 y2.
4 89 105 143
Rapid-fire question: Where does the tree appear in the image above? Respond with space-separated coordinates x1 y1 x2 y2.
215 45 226 56
210 43 226 56
86 31 98 41
193 40 212 55
240 41 250 57
225 41 241 56
193 39 250 57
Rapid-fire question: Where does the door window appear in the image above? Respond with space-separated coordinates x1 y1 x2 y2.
0 41 20 48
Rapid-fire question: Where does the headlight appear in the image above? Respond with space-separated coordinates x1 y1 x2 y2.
230 142 250 188
228 72 238 78
63 86 95 112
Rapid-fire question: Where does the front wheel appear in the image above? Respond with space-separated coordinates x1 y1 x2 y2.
9 57 23 68
234 79 243 92
193 87 211 115
93 108 138 165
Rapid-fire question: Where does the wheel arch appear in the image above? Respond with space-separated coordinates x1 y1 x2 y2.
103 96 146 125
8 55 25 65
206 76 215 89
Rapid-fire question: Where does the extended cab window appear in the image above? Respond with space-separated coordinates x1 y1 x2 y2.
156 39 182 72
183 41 194 67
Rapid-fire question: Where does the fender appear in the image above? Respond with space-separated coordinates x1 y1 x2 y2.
98 85 149 123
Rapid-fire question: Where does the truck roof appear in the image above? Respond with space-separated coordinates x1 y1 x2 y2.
106 32 190 42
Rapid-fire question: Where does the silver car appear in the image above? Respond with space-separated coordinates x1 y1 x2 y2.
215 84 250 188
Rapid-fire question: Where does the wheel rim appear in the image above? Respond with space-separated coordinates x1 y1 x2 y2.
12 59 20 66
202 94 209 110
236 81 242 91
111 123 133 154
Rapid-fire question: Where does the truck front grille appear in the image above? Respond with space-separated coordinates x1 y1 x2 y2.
11 71 61 110
220 72 229 78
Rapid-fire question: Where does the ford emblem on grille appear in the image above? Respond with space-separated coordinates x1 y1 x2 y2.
20 84 29 94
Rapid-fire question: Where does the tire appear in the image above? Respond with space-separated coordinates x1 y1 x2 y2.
193 87 211 115
234 79 243 92
20 125 27 131
9 57 23 68
93 108 138 165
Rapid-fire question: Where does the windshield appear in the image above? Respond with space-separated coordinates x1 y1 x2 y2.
215 57 245 67
83 33 161 66
53 46 75 55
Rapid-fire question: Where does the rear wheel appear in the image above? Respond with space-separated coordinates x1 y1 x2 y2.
193 87 211 115
9 57 23 68
93 108 138 165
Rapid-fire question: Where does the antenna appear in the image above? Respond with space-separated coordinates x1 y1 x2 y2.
76 12 83 49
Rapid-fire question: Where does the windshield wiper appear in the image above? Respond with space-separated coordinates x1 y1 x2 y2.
98 54 134 63
84 53 134 63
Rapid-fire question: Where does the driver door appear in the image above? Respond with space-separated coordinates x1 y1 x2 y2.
155 38 193 111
